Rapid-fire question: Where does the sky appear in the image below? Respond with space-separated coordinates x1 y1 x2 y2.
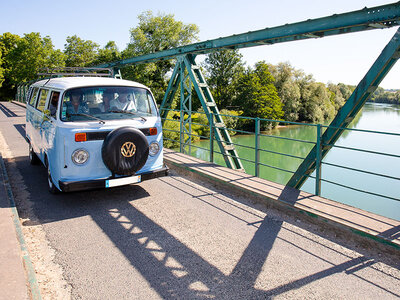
1 0 399 89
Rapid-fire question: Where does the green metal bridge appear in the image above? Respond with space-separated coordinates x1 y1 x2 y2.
16 2 400 198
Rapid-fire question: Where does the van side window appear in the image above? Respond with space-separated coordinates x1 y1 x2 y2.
48 91 60 117
36 89 49 112
29 88 39 106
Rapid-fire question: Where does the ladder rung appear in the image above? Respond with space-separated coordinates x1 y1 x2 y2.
198 83 208 88
224 144 235 151
206 102 216 107
214 122 226 128
191 65 200 69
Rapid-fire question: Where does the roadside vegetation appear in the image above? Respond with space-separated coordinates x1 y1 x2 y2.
1 10 394 148
368 86 400 105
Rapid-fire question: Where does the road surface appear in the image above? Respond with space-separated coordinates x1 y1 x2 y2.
0 101 399 299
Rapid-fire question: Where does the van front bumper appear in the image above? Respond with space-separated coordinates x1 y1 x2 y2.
59 165 169 192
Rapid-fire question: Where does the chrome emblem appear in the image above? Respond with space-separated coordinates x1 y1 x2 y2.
121 142 136 157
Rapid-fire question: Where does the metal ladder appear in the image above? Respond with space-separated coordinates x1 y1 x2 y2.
160 54 244 170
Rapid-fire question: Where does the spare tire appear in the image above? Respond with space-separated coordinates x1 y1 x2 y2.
102 127 149 175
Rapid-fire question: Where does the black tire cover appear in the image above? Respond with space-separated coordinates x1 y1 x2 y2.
102 127 149 175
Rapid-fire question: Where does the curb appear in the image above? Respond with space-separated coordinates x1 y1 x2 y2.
11 100 27 108
0 153 42 300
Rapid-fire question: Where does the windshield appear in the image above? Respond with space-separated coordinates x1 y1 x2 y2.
60 86 158 122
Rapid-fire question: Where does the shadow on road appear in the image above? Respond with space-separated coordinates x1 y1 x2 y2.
3 152 398 298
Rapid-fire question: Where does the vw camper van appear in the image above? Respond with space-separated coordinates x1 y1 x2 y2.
25 76 168 193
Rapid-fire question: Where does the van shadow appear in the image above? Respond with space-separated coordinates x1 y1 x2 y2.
6 155 400 298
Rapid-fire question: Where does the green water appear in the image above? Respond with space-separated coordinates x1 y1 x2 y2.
187 103 400 221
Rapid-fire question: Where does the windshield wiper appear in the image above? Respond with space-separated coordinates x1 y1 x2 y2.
68 113 105 124
109 110 147 121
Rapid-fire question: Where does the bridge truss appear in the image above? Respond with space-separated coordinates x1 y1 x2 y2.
96 2 400 189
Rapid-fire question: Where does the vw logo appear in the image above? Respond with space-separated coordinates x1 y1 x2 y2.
121 141 136 157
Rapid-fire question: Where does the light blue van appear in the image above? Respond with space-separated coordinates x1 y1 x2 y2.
26 76 168 193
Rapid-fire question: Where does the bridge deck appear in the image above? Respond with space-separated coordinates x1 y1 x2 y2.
1 101 399 299
164 149 400 249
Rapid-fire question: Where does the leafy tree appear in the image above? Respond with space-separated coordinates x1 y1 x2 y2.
337 83 354 100
15 33 65 79
269 62 301 121
327 83 345 110
369 87 400 104
64 35 99 67
127 11 199 54
0 45 4 88
0 33 20 98
0 32 65 99
235 61 283 128
92 41 121 65
203 49 245 108
122 11 199 103
299 82 335 123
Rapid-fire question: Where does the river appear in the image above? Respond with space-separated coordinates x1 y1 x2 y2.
187 103 400 221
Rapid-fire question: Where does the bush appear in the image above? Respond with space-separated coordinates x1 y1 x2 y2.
162 110 202 149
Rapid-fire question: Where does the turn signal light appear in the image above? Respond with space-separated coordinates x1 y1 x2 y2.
149 127 157 136
75 133 87 142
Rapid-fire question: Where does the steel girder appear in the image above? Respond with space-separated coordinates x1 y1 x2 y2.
160 54 244 170
97 2 400 69
287 27 400 189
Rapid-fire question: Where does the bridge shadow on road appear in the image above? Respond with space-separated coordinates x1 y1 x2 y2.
4 153 400 299
0 103 18 117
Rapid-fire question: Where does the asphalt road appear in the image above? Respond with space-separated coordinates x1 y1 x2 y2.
1 101 399 299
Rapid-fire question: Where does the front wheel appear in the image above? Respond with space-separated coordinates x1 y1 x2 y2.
29 144 40 165
46 160 59 194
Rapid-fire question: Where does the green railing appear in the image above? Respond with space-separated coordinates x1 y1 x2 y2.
161 108 400 204
15 81 33 103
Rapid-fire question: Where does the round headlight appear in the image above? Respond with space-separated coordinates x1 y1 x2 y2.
149 142 160 156
72 149 89 165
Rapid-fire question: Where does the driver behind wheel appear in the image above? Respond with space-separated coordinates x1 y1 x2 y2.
65 90 89 114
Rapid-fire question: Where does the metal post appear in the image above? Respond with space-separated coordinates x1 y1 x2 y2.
179 97 184 154
22 85 26 103
209 113 214 163
315 124 322 196
255 118 260 177
187 78 192 155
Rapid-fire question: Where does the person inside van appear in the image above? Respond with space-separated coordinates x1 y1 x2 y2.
110 89 136 111
49 92 60 117
65 90 89 114
99 91 113 112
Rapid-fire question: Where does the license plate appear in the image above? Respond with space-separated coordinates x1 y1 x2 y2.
105 175 141 188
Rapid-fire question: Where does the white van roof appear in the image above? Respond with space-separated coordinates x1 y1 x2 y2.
31 77 148 90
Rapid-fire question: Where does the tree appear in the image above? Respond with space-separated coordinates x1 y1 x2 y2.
337 83 354 100
235 61 283 128
0 33 23 98
122 11 199 103
327 83 345 110
203 49 245 108
14 33 65 81
0 44 4 89
269 62 301 121
299 82 335 123
64 35 99 67
92 41 121 65
0 32 65 99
